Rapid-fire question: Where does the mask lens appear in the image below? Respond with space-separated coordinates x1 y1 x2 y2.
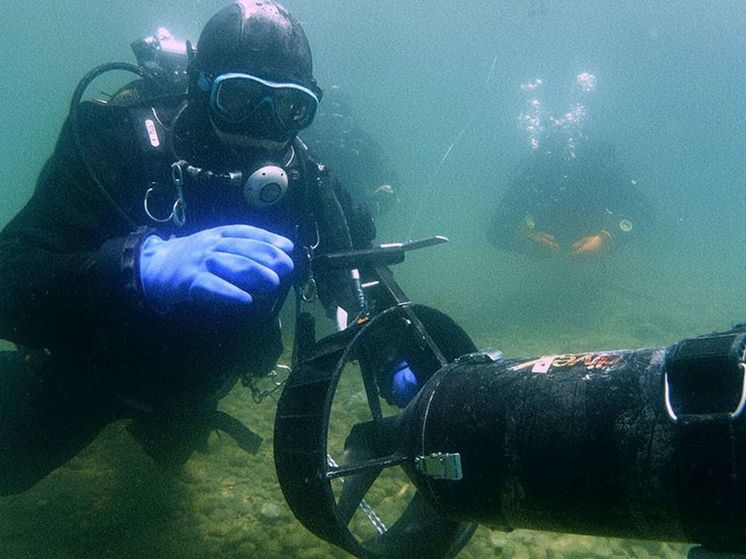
274 88 317 130
214 77 265 122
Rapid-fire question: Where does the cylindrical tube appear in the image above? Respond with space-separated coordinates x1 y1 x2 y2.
402 346 746 552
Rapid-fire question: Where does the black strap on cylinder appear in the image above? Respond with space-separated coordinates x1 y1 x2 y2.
664 331 746 553
665 332 746 420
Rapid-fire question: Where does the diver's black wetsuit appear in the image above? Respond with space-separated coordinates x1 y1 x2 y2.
0 94 374 494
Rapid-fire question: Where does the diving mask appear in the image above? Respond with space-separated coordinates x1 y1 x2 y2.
203 72 319 133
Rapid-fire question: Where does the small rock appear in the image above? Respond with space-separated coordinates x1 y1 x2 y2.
259 502 283 522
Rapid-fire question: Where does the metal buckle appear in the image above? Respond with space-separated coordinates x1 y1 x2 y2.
415 452 463 480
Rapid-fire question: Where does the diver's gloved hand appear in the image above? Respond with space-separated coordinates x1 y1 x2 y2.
571 229 612 256
390 360 419 407
139 224 294 311
525 230 560 253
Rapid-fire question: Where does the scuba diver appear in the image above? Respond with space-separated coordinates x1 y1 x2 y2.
0 0 378 495
489 72 653 258
487 134 653 257
300 84 400 216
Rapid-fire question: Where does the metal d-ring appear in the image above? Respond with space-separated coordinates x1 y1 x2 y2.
142 162 188 226
143 183 174 223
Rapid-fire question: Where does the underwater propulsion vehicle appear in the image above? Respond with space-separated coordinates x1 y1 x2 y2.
273 238 746 558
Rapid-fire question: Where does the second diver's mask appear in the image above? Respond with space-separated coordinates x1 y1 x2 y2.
198 72 319 141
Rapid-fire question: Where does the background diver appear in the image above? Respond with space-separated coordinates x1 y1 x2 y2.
487 134 653 258
489 72 653 258
301 83 401 217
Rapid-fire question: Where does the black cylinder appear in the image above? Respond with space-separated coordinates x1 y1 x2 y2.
402 345 746 553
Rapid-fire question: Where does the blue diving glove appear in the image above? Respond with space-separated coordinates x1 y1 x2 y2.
390 360 419 407
139 224 294 311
